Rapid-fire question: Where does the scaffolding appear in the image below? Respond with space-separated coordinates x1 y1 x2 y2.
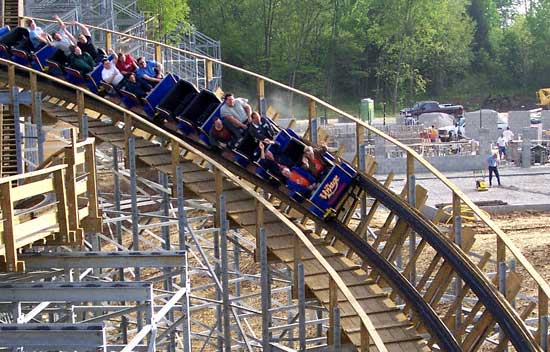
24 0 222 89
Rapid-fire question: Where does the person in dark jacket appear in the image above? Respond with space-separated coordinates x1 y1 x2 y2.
121 72 152 98
68 44 95 75
69 20 105 62
247 111 275 143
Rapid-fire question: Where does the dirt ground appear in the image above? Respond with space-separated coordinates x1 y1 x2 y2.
470 211 550 283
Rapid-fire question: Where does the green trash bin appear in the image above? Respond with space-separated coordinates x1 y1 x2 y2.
360 98 374 123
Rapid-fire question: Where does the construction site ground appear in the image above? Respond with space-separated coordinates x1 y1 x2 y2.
388 164 550 210
387 164 550 299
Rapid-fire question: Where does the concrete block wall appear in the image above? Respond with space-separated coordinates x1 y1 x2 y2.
508 111 531 139
542 111 550 131
374 155 486 174
464 110 498 141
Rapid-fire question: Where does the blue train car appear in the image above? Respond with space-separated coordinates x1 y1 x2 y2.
31 45 57 72
308 164 356 218
142 73 179 117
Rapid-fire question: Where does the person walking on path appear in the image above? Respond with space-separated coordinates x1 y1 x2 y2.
487 153 501 187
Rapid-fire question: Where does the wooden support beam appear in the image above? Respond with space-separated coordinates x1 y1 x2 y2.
328 277 338 345
52 167 72 244
538 286 549 347
214 168 223 229
205 60 213 89
461 272 521 351
376 186 427 259
81 139 101 233
123 113 132 169
64 131 84 243
105 32 112 52
360 322 370 352
406 152 415 202
256 78 264 114
292 234 302 299
0 181 24 272
154 43 162 65
495 301 536 352
8 64 15 89
254 196 264 262
76 90 85 141
373 182 409 248
308 99 316 142
496 236 506 282
414 231 475 320
171 141 181 196
356 123 365 169
442 252 492 327
358 172 394 237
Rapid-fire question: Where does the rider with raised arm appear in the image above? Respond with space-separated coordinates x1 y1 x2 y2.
69 20 105 62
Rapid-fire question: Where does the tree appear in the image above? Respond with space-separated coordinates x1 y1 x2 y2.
138 0 190 38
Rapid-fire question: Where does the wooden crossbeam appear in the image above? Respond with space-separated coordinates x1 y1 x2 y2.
461 272 521 351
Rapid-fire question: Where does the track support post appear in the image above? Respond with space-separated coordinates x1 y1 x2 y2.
539 287 549 351
308 99 317 143
328 277 338 345
255 191 264 262
219 195 232 352
357 122 367 221
205 59 213 90
260 228 272 352
297 263 306 351
257 78 266 116
293 233 302 299
76 90 85 141
176 165 192 352
105 32 112 52
452 192 463 331
404 152 416 289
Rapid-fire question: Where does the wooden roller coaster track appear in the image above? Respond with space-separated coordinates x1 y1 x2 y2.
0 13 549 352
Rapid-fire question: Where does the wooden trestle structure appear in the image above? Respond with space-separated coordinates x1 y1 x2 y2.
0 13 549 352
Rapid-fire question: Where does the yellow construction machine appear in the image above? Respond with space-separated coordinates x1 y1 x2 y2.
536 88 550 108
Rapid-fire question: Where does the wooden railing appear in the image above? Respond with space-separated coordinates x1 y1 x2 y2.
0 135 100 272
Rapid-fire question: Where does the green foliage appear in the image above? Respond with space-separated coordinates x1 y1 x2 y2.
185 0 550 113
138 0 190 38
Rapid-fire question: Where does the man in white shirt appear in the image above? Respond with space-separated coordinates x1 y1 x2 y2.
101 58 124 87
503 126 514 143
496 133 507 160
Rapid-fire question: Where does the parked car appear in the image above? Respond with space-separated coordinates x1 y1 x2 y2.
438 124 465 142
400 101 464 119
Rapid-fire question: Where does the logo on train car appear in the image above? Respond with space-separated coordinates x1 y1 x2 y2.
320 175 340 200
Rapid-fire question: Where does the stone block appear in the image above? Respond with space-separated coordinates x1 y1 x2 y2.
508 111 531 135
541 111 550 130
465 110 498 141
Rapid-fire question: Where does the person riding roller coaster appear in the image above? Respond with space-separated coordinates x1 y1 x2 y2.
68 44 95 75
49 16 77 68
69 20 106 62
209 117 243 149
